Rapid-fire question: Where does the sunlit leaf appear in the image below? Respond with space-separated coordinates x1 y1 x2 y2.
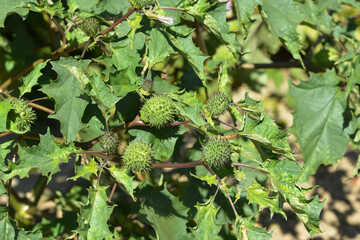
138 183 192 240
289 70 354 181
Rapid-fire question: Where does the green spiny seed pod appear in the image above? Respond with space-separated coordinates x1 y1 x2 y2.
10 99 36 132
140 95 176 128
80 18 100 37
202 139 232 168
99 132 119 154
122 141 153 172
205 92 230 117
128 0 157 9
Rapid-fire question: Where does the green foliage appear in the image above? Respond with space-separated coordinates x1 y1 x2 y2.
0 0 360 239
289 70 355 181
129 0 157 9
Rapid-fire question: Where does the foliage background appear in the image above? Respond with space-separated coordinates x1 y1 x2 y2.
0 0 360 239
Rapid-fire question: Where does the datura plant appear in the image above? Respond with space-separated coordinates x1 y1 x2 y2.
0 0 359 239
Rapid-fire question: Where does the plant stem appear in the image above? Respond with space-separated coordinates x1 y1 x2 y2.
108 182 117 202
152 160 203 169
97 155 109 189
31 175 48 205
235 61 324 72
339 12 360 27
26 97 48 103
225 190 238 217
100 7 135 36
195 20 208 55
0 131 13 138
204 165 239 217
212 118 240 131
28 102 54 114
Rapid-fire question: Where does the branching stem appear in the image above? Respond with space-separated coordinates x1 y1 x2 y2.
152 160 203 169
204 165 238 217
97 154 109 189
108 182 117 202
100 7 135 36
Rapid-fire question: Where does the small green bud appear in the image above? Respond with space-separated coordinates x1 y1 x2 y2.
80 18 100 37
99 132 119 154
122 141 153 172
202 139 232 168
224 175 238 188
140 95 177 128
205 92 230 117
140 78 153 96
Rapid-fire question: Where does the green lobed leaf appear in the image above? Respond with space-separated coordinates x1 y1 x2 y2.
0 140 12 172
289 70 352 181
171 91 206 128
190 172 218 187
301 0 334 35
109 67 140 98
108 165 136 200
246 181 286 219
166 32 209 87
217 62 231 92
262 159 324 236
40 59 90 143
78 103 105 142
68 158 98 181
191 197 222 240
260 0 304 62
187 1 241 56
0 129 77 182
239 94 295 161
127 13 143 48
0 207 45 240
236 217 272 240
153 76 180 93
76 186 114 240
0 207 16 240
233 0 261 30
94 0 130 15
346 52 360 96
204 2 242 55
148 28 175 67
137 183 192 240
0 99 12 132
19 61 48 96
26 0 65 18
87 73 120 109
0 0 33 28
128 125 187 160
110 43 142 71
60 63 121 109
